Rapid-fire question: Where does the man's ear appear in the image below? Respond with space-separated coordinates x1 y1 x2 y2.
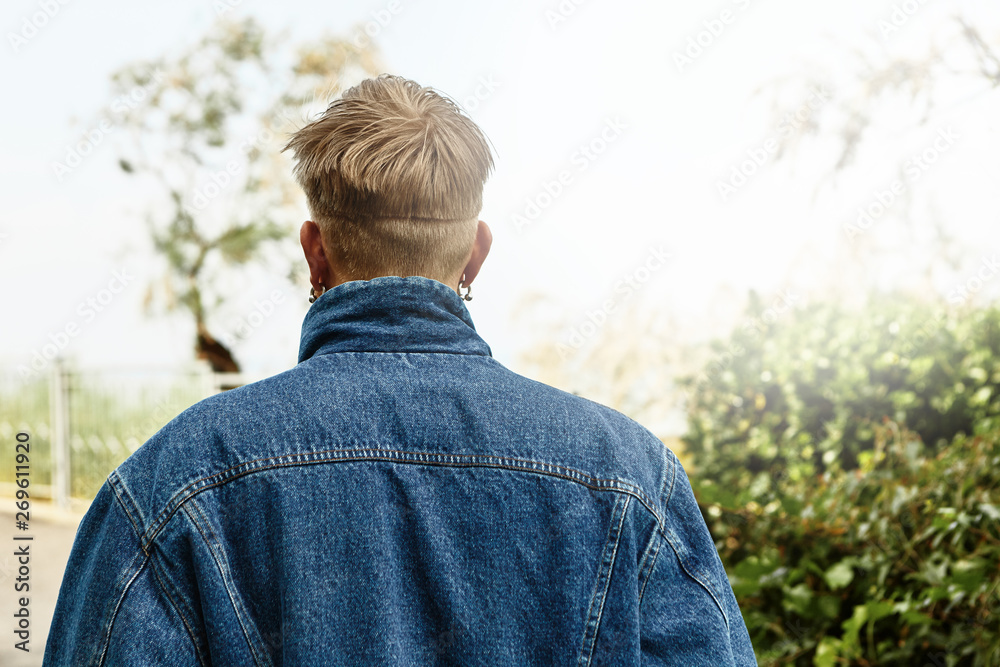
460 220 492 286
300 221 331 289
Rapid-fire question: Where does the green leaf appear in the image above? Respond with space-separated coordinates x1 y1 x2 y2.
865 600 896 624
813 636 841 667
730 555 782 597
782 582 813 616
824 558 855 590
979 503 1000 521
816 594 841 620
841 604 869 653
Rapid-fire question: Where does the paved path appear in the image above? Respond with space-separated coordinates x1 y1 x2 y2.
0 501 86 667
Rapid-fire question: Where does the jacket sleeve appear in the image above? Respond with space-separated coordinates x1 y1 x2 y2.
42 477 202 667
639 448 758 666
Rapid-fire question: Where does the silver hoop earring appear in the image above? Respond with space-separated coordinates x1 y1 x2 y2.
309 284 325 304
459 279 472 302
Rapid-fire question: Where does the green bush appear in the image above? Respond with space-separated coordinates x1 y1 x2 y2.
679 295 1000 666
681 294 1000 505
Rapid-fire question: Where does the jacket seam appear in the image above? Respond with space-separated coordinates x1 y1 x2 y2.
108 473 146 552
107 472 206 663
182 500 273 667
636 507 659 575
140 449 664 550
637 530 663 610
306 349 491 359
577 493 630 667
661 529 731 631
82 484 150 667
658 446 678 518
89 550 149 667
654 448 731 629
147 553 211 666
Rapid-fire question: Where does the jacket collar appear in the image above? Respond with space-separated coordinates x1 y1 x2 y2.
297 275 493 362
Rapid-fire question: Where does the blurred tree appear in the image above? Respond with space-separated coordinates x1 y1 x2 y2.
104 17 380 371
759 10 1000 301
772 15 998 172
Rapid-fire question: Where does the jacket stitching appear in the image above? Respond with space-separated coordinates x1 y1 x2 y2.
105 475 206 663
147 552 211 666
635 504 660 600
637 531 663 609
307 349 491 358
661 529 731 631
637 533 663 609
636 504 659 574
140 450 664 550
182 501 273 667
660 448 678 511
91 548 149 667
188 496 220 545
656 445 670 512
577 494 630 667
108 473 146 554
91 478 155 666
657 449 729 630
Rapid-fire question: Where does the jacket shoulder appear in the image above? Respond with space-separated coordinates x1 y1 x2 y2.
481 360 677 523
112 360 677 537
110 369 303 532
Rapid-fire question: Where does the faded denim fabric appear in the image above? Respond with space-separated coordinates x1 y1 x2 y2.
43 276 757 666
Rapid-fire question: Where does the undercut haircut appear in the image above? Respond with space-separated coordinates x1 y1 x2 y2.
282 74 494 281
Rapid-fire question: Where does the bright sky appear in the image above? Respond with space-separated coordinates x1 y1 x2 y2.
1 0 997 383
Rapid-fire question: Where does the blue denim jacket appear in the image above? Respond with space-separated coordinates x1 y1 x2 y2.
44 276 757 666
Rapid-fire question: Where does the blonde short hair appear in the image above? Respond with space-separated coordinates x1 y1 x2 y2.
282 74 494 281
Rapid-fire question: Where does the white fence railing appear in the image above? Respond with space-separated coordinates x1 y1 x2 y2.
0 360 259 508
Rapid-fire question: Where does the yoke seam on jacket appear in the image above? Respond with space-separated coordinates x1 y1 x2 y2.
306 349 490 358
138 448 666 550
